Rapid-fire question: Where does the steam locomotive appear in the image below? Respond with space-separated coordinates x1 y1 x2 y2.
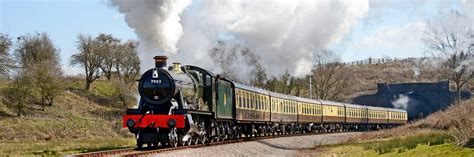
123 56 407 148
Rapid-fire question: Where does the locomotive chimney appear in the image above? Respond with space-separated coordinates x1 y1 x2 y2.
153 56 168 69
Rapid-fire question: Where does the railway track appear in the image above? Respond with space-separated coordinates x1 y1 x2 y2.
71 132 334 157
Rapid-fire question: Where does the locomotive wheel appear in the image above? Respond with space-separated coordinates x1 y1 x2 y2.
186 137 193 146
137 142 143 149
177 134 183 146
194 137 199 145
169 128 178 147
201 135 207 144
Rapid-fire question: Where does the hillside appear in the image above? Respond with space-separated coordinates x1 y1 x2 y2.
341 58 465 100
0 78 136 155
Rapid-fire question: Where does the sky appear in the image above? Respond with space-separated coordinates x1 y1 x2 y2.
0 0 471 76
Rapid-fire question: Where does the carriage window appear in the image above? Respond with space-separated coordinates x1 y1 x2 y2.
255 95 259 110
246 92 249 109
239 91 243 108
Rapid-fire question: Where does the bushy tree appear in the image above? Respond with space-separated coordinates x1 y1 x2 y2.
9 71 33 116
13 33 63 111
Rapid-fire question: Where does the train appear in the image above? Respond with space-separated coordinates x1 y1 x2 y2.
123 56 407 148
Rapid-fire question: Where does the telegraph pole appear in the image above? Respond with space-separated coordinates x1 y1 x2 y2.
309 75 313 99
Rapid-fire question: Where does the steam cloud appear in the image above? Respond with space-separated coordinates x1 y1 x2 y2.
109 0 370 79
109 0 192 53
392 94 410 109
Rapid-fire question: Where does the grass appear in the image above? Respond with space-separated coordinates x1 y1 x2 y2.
0 78 136 155
361 133 454 154
300 133 474 157
0 138 135 155
318 143 474 157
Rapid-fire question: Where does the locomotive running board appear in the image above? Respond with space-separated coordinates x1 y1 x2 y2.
175 109 214 116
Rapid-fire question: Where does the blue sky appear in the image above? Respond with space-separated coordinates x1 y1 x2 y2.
0 0 468 75
1 0 136 74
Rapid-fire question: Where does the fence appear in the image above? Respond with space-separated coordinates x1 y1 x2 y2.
342 57 426 66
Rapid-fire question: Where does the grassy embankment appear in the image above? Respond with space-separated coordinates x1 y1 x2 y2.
0 78 136 155
299 99 474 156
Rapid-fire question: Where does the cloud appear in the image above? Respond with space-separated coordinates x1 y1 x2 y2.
109 0 370 78
343 21 427 60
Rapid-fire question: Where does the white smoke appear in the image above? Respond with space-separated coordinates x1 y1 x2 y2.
110 0 369 78
109 0 192 54
392 93 411 109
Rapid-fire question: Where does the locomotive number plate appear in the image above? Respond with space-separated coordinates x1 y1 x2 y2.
151 79 162 84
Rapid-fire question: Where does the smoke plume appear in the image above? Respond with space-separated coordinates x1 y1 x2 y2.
110 0 369 79
109 0 191 53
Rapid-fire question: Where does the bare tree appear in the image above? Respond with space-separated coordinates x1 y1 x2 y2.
115 40 140 86
288 76 306 97
423 11 474 99
96 34 120 80
14 33 64 109
71 34 102 90
0 33 13 79
312 49 352 101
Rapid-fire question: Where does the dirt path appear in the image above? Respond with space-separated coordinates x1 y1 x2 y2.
157 132 361 156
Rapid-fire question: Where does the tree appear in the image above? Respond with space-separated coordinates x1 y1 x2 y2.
96 34 120 80
32 62 63 109
0 33 13 79
113 79 136 110
422 11 474 99
288 76 306 97
14 33 63 109
311 50 352 101
9 71 33 116
114 40 140 86
71 34 103 90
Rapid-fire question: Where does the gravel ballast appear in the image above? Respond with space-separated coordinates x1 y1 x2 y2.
158 132 361 156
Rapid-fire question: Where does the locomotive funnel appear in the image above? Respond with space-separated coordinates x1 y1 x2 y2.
154 56 168 69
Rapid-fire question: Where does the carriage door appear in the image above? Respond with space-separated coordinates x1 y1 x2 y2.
216 79 234 119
